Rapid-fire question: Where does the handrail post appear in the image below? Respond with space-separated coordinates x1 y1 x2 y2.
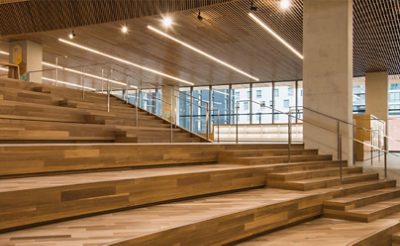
135 88 139 127
384 135 388 179
170 86 173 143
235 102 239 144
217 110 220 143
107 69 111 113
378 129 381 162
55 57 59 86
81 68 85 100
205 102 210 140
189 87 193 131
352 120 356 165
101 68 104 93
288 111 292 163
370 129 373 166
337 121 343 183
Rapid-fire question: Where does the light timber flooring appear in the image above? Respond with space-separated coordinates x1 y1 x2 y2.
238 217 400 246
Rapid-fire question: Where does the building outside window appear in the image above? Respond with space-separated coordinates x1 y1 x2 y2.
274 88 279 97
283 99 289 108
256 89 262 98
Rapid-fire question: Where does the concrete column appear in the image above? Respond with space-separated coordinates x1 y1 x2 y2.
9 40 42 83
365 72 388 121
162 84 178 123
303 0 353 162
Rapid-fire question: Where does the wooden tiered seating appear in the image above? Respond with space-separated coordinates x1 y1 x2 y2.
0 78 205 143
0 79 398 245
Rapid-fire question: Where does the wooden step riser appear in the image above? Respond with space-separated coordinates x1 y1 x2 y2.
0 144 222 177
267 167 363 181
0 167 266 231
219 149 318 158
324 190 400 211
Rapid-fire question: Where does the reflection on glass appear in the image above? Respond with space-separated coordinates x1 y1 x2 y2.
192 86 210 133
232 84 250 124
212 85 231 126
252 82 273 124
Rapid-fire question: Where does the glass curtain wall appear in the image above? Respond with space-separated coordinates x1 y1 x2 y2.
232 84 251 124
389 75 400 116
353 77 366 114
273 81 296 123
192 86 210 133
178 87 191 129
211 85 231 126
252 82 273 124
296 81 303 120
140 89 158 114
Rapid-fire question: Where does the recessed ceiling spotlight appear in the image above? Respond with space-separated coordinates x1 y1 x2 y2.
280 0 290 10
197 10 203 21
250 1 258 11
68 30 76 40
121 25 128 34
162 16 173 27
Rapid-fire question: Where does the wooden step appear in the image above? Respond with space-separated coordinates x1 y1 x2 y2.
218 148 318 159
0 179 396 245
237 217 400 246
392 231 400 246
267 166 363 181
267 172 379 191
0 143 223 177
224 154 332 165
0 164 266 231
324 187 400 211
325 197 400 222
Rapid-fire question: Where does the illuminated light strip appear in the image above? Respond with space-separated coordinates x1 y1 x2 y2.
248 13 304 60
42 62 137 89
58 38 194 86
42 77 96 91
147 25 260 82
0 50 9 56
0 67 8 71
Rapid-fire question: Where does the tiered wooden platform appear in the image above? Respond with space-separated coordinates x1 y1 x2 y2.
1 79 399 245
0 78 205 143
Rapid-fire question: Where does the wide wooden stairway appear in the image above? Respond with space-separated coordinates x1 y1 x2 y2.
0 78 205 143
1 79 400 245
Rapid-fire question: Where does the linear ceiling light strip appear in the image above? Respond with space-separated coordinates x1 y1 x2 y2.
58 38 194 86
248 13 303 60
42 62 137 89
147 25 260 82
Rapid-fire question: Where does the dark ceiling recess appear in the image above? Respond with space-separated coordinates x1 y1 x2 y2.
0 0 233 35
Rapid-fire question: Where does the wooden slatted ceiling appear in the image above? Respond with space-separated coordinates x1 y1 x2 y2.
0 0 232 35
353 0 400 76
0 0 399 87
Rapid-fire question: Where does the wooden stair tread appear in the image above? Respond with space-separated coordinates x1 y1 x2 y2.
0 179 397 245
0 164 252 192
347 197 400 215
0 164 267 231
325 187 400 206
281 172 378 184
268 166 359 176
